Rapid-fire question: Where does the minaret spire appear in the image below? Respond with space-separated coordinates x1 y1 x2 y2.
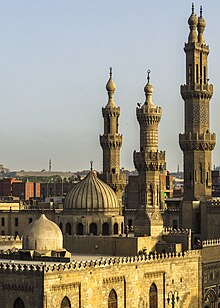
198 5 206 43
106 67 116 106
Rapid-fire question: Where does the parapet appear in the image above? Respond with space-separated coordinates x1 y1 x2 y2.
202 238 220 247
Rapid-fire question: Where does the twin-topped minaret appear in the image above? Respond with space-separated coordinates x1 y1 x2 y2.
100 68 126 213
179 4 216 203
133 71 165 236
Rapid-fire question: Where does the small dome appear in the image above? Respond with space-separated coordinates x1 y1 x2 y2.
198 15 206 28
144 82 153 96
64 171 119 212
188 13 198 27
106 77 116 92
22 214 63 251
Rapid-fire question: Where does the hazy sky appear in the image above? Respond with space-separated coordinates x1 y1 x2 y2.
0 1 220 172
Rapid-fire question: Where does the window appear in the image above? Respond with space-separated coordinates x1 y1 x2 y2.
1 231 5 235
196 64 199 83
149 283 158 308
89 223 97 235
66 223 71 235
102 222 109 235
59 222 63 232
1 217 4 227
108 289 117 308
113 223 118 235
173 220 178 230
61 296 71 308
77 223 83 235
14 297 25 308
15 218 18 227
29 218 32 224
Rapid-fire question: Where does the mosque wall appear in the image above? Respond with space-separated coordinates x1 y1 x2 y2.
43 250 202 308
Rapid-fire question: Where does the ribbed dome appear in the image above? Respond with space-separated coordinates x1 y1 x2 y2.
64 171 119 212
22 214 63 251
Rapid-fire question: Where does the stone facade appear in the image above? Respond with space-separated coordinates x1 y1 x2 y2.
0 250 201 308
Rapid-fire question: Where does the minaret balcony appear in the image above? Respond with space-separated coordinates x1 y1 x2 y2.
134 150 166 171
179 132 216 151
180 84 213 99
100 134 122 148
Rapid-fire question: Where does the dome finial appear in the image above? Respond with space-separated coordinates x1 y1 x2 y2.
198 5 206 43
200 5 203 17
90 160 93 171
147 69 151 83
192 3 194 14
109 67 112 78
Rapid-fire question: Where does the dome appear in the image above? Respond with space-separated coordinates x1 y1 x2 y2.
22 214 63 251
64 170 119 212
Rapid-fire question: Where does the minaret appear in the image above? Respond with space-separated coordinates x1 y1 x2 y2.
179 5 216 233
100 68 126 212
179 5 215 202
133 71 165 237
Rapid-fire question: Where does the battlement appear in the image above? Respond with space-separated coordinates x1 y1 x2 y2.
202 238 220 247
162 227 191 235
0 236 21 243
0 249 201 273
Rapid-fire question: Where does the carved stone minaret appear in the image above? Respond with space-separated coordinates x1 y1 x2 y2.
100 68 126 213
179 5 216 233
179 5 215 202
133 71 165 237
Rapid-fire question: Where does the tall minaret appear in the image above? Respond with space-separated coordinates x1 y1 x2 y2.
133 71 165 237
179 5 215 202
100 68 126 212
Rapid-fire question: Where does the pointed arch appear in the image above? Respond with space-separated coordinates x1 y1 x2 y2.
76 222 83 235
108 289 117 308
61 296 71 308
66 223 72 235
13 297 25 308
113 223 118 235
149 283 158 308
102 222 109 235
89 222 97 235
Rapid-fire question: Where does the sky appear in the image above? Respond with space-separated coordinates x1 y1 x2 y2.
0 0 220 172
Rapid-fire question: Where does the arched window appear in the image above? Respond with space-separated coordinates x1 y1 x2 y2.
113 223 118 235
14 297 25 308
199 163 203 183
61 296 71 308
89 223 97 235
204 66 207 84
204 288 217 305
102 222 109 235
59 222 63 232
188 64 192 84
108 289 117 308
196 64 199 83
66 223 71 235
148 184 153 206
121 222 124 234
149 283 158 308
77 223 83 235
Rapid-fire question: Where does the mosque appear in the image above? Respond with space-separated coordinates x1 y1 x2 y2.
0 4 220 308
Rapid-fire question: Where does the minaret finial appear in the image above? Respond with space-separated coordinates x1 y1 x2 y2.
192 3 194 14
109 67 112 78
106 67 116 106
90 160 93 171
200 5 203 17
147 69 151 83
